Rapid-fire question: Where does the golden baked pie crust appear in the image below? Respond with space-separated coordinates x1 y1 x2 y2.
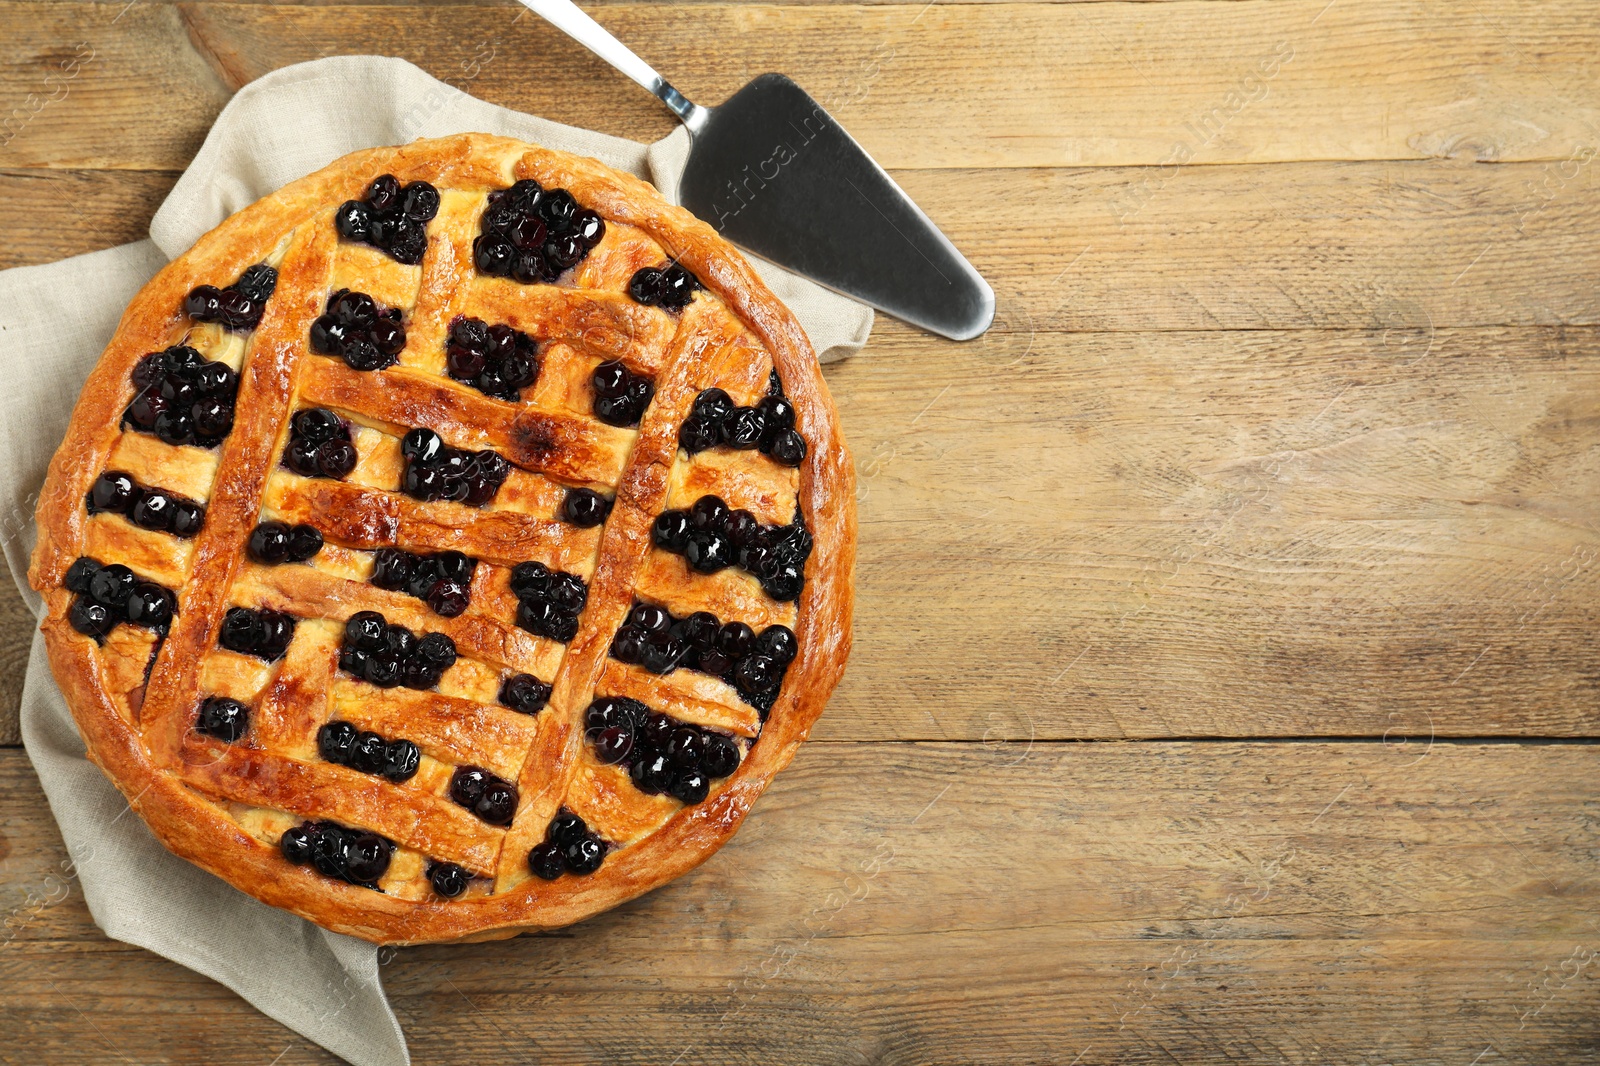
27 134 855 944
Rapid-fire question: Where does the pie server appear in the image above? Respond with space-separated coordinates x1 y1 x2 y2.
513 0 995 341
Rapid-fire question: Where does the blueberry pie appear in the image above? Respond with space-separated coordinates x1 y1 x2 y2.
28 135 855 944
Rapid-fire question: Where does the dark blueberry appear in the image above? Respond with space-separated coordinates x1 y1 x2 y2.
294 407 343 444
768 428 807 467
629 267 666 305
401 181 440 222
509 561 551 599
125 388 166 430
191 398 234 439
543 232 584 271
499 673 552 715
702 734 740 778
430 862 469 898
564 835 605 875
125 582 175 628
512 251 547 285
153 409 195 446
539 189 577 229
735 654 780 694
335 199 372 240
311 826 348 879
548 572 588 613
220 607 265 655
309 317 345 356
475 781 518 826
450 766 489 808
249 521 292 564
158 373 195 406
364 655 401 688
689 495 729 532
370 549 417 594
757 625 798 665
474 234 515 275
345 610 387 652
724 510 760 550
545 609 580 643
549 810 588 846
677 416 719 454
316 438 358 479
659 263 698 309
510 213 548 252
447 343 487 381
666 727 704 768
670 770 710 805
508 179 544 210
697 648 733 677
286 524 323 562
640 636 684 674
87 563 136 610
562 488 611 528
652 510 691 551
256 610 296 660
593 726 633 765
338 645 368 676
68 598 114 639
400 427 443 464
342 831 391 883
63 557 101 595
527 841 565 881
756 394 795 434
677 611 721 650
280 825 315 865
194 362 237 396
416 632 457 668
402 659 444 690
236 264 278 304
196 697 248 742
183 285 223 321
128 490 173 531
169 345 204 369
131 350 173 389
318 720 358 764
218 289 258 330
426 579 470 617
629 602 671 633
722 407 766 449
501 351 537 391
631 752 674 794
388 223 428 265
89 471 136 514
342 339 387 372
684 530 732 574
693 388 734 424
405 557 442 600
437 551 475 583
573 210 605 248
763 565 805 601
591 360 629 399
610 626 645 664
585 697 639 734
383 624 417 661
367 174 402 213
640 712 675 750
370 318 407 357
383 739 421 782
450 316 490 353
593 394 643 427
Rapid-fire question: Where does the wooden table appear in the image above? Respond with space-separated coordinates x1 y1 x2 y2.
4 1 1599 1061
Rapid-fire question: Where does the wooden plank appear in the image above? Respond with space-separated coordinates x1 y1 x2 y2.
4 160 1599 335
4 743 1599 1063
3 1 1598 170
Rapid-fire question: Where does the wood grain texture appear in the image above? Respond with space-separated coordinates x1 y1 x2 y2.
4 744 1599 1063
3 1 1599 170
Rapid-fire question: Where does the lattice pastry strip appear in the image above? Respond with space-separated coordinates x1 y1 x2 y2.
29 135 853 944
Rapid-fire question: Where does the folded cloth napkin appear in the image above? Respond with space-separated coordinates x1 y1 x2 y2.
0 55 872 1066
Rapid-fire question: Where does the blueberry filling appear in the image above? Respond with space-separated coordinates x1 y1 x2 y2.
64 557 177 641
560 487 612 528
611 602 795 714
87 470 206 539
445 316 540 401
473 179 605 283
507 560 587 643
652 495 812 602
280 820 394 887
310 289 407 371
590 360 655 428
428 861 470 899
398 428 510 506
195 696 249 742
123 344 239 448
337 610 457 690
335 174 438 265
316 720 421 783
282 407 359 480
498 672 553 715
183 263 277 332
628 263 699 312
247 520 324 565
219 606 296 662
583 697 741 803
370 547 477 617
526 808 608 880
678 385 806 467
449 765 518 826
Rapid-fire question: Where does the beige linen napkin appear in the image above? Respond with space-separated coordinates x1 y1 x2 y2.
0 55 872 1066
